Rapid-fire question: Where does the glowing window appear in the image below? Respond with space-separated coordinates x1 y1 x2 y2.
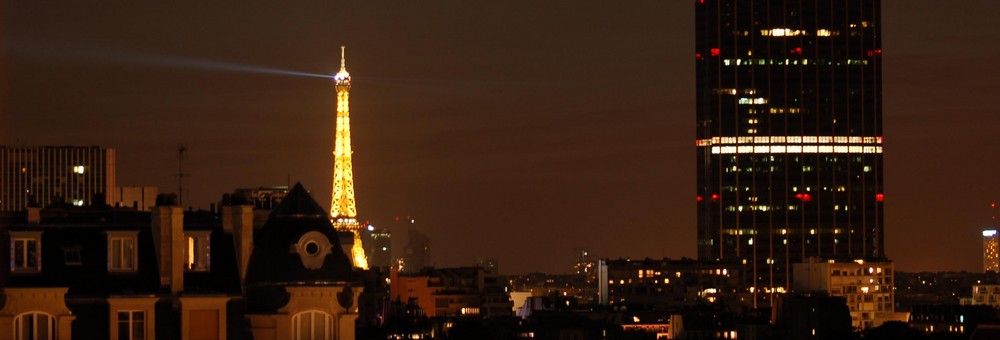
185 231 211 272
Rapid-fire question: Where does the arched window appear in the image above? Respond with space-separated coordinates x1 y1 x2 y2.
14 312 55 340
291 310 334 340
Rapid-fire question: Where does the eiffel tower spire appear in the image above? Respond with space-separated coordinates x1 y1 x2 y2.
330 46 368 269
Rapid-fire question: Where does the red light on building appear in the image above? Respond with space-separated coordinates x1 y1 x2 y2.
697 196 704 202
876 193 884 202
867 49 883 57
710 48 720 57
795 193 812 202
791 47 802 54
696 53 703 60
711 194 720 201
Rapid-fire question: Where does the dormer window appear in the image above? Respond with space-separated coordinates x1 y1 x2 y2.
107 231 139 273
184 231 211 272
10 231 42 273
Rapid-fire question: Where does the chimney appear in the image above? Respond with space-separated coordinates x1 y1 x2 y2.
151 194 184 296
222 201 254 284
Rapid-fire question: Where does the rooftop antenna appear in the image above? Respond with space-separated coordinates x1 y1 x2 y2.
178 145 189 206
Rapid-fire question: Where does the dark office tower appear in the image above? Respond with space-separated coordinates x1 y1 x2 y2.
696 0 884 304
365 224 393 269
1 146 116 211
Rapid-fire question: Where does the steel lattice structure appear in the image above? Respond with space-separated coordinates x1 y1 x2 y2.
330 46 369 270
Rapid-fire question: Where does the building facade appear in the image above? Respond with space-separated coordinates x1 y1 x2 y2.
0 183 361 339
696 0 886 303
984 229 998 273
113 186 158 211
792 258 896 329
1 146 116 211
389 266 512 318
971 284 1000 308
597 258 745 311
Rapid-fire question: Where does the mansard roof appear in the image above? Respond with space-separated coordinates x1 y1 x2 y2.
245 182 354 286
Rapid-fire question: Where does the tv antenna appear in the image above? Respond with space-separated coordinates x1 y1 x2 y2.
178 145 189 206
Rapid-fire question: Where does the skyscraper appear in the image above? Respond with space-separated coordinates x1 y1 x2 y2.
985 229 999 273
330 46 369 269
0 146 116 211
696 0 884 302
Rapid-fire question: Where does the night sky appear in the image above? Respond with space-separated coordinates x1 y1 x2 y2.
3 1 999 274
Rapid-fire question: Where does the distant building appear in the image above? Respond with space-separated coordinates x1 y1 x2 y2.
0 146 116 211
113 185 158 210
597 258 745 311
364 224 392 269
389 266 512 318
971 284 1000 308
793 258 899 329
228 186 290 228
896 271 1000 310
402 229 431 273
909 304 996 336
232 186 289 210
474 257 499 274
510 273 597 306
985 229 999 273
771 293 854 340
573 248 595 276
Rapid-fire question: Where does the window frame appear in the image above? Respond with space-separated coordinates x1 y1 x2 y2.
14 311 56 340
117 310 146 340
183 230 212 272
106 231 139 273
63 246 83 266
10 231 43 273
291 310 334 340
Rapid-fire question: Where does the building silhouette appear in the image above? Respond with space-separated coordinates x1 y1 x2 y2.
0 146 116 211
402 229 431 273
696 0 886 304
364 224 392 270
113 185 158 211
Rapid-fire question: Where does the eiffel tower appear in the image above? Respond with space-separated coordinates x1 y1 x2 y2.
330 46 369 270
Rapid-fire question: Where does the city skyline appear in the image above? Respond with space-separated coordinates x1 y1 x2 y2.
3 1 1000 274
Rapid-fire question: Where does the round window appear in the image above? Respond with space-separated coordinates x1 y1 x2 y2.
305 241 321 256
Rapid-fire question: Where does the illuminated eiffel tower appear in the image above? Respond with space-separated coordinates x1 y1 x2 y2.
330 46 369 270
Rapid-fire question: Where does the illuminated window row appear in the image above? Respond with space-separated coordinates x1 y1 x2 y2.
697 135 883 146
722 59 869 66
714 88 757 95
738 97 768 105
710 145 882 154
760 28 837 37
